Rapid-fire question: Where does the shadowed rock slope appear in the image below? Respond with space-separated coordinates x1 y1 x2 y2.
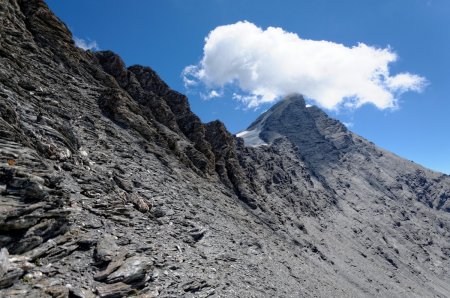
0 1 449 297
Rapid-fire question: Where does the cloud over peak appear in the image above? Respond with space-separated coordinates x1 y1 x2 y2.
183 21 427 109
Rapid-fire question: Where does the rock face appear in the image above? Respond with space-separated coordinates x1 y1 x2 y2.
0 1 450 297
244 94 450 212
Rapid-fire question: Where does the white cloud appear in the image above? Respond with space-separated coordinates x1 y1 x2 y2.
183 21 427 109
74 37 99 51
343 122 354 128
386 73 425 93
182 65 198 86
232 93 261 108
200 89 222 99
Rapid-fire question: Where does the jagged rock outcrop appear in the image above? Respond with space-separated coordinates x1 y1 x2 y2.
1 0 450 297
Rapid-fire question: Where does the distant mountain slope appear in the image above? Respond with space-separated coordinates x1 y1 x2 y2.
0 1 449 297
242 94 450 213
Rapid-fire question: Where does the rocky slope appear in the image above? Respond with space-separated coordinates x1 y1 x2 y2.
0 0 450 297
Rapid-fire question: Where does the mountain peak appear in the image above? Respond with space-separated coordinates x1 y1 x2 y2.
282 93 306 104
239 93 320 147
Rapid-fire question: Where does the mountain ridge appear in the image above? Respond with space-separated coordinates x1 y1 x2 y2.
241 93 450 211
1 1 450 297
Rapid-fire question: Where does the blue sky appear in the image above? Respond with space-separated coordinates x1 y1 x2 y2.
46 0 449 174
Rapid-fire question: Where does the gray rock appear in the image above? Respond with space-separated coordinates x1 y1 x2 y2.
105 256 152 284
95 235 120 263
96 282 132 298
69 287 96 298
0 248 10 277
0 268 23 289
113 176 133 193
94 252 127 282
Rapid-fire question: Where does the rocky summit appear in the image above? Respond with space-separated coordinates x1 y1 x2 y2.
1 1 450 297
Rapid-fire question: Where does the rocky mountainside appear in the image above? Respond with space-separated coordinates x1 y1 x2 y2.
0 0 449 297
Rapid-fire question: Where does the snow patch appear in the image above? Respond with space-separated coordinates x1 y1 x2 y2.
236 128 267 147
236 108 275 147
